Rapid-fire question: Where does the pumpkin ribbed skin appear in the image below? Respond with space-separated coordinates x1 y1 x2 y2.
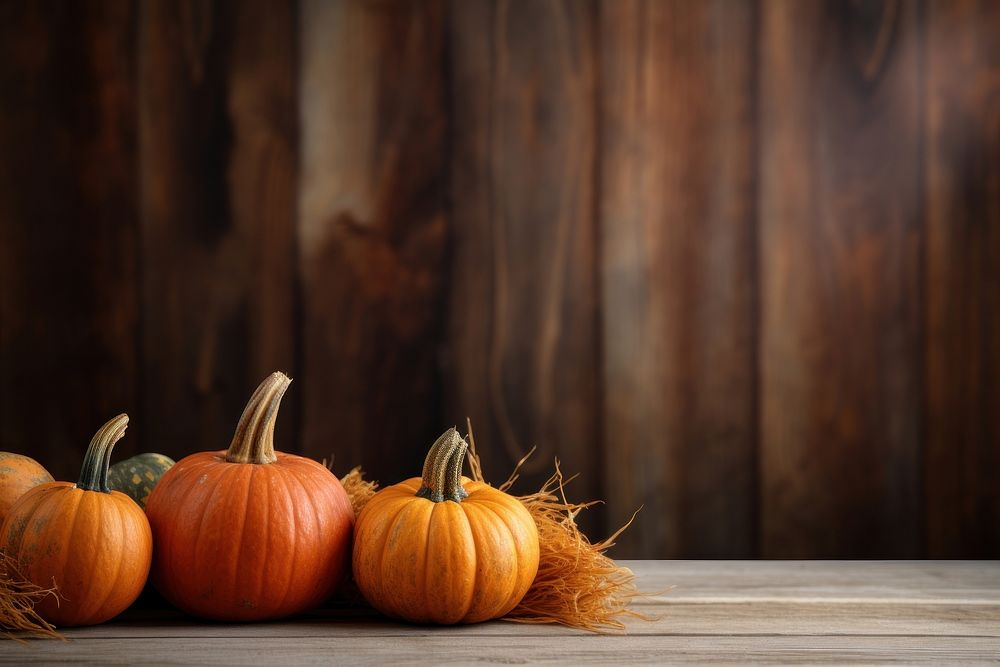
0 415 152 627
0 452 53 524
108 452 175 508
145 373 354 622
353 436 539 625
1 482 152 626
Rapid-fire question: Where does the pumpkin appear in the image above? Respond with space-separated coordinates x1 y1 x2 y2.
108 452 175 509
0 415 153 627
145 371 354 621
0 452 53 525
353 428 540 624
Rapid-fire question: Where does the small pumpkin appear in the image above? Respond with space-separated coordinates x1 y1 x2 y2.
145 372 354 621
108 452 175 509
0 415 153 627
0 452 53 525
353 428 540 624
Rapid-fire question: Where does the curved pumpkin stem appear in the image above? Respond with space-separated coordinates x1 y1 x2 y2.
225 372 291 465
77 414 129 492
417 428 469 503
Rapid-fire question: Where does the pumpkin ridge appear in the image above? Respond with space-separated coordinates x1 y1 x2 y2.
266 464 310 614
472 499 529 615
228 462 257 614
81 495 128 623
72 491 110 623
153 458 209 601
453 501 478 623
185 463 237 609
356 494 410 609
361 485 407 516
415 499 437 621
254 464 276 613
384 500 430 621
49 488 85 606
467 496 529 524
396 478 422 494
286 457 340 606
269 465 298 614
461 502 518 622
375 501 422 618
5 486 55 557
303 463 349 607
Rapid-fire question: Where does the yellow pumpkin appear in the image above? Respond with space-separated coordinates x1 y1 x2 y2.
353 428 539 624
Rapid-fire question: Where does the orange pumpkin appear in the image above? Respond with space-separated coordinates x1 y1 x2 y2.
0 415 153 627
353 428 540 624
0 452 53 525
145 372 354 621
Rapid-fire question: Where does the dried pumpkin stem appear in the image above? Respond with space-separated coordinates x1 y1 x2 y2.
416 428 469 503
76 414 129 493
225 372 291 465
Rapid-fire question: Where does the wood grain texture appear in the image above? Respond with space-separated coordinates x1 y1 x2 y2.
7 636 997 665
759 0 924 557
0 0 139 480
138 0 298 460
27 602 1000 639
446 0 602 528
297 0 447 477
925 0 1000 558
4 561 999 663
600 0 757 557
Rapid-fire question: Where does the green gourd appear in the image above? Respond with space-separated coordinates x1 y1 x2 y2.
108 453 175 508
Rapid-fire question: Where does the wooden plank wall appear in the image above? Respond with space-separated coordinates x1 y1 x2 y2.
0 0 997 558
600 0 757 557
759 0 925 557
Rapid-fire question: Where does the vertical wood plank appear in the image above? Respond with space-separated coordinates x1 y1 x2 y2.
297 0 448 477
139 0 298 460
925 0 1000 557
759 0 924 557
447 0 602 534
0 0 139 480
599 0 758 557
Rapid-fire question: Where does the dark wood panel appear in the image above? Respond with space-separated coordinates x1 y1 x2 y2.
759 0 924 557
297 0 448 478
599 0 757 557
0 0 139 480
446 0 602 533
138 0 298 460
925 0 1000 557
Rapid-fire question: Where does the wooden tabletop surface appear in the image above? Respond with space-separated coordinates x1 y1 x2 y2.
5 561 999 664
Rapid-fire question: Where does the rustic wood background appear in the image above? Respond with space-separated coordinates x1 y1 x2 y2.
0 0 997 558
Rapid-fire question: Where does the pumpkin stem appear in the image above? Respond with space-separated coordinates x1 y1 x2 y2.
416 428 470 503
225 372 291 464
77 414 129 492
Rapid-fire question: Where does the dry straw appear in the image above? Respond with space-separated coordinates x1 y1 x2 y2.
0 551 64 642
339 466 378 516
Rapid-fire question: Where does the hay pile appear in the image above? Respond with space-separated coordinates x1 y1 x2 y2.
0 551 63 641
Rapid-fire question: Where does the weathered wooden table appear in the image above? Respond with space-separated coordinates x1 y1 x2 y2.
5 561 999 664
